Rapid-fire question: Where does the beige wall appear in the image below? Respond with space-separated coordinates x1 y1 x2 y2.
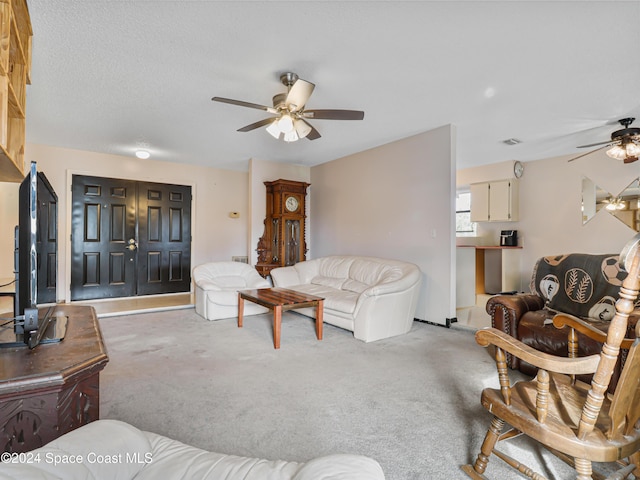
457 150 636 290
310 126 457 325
0 182 18 279
11 130 626 318
3 144 252 301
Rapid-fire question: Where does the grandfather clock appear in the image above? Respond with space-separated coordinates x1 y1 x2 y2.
256 179 310 277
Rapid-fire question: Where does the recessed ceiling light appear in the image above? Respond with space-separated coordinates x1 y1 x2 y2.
135 150 150 159
484 87 496 98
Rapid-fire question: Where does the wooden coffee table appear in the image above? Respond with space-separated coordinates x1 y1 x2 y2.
238 287 324 349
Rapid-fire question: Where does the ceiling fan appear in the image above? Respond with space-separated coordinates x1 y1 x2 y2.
212 72 364 142
570 117 640 163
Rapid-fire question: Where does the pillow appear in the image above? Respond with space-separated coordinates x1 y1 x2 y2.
531 253 624 321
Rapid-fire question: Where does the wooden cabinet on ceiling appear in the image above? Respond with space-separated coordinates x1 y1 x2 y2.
0 0 32 182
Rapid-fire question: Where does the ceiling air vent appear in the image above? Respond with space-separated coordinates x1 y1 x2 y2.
503 138 522 146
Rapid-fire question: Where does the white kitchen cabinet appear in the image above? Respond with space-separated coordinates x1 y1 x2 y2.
470 179 519 222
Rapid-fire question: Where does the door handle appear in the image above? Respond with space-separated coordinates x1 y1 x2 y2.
126 239 138 251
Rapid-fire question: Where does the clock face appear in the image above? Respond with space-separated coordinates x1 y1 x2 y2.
514 161 524 178
285 196 299 212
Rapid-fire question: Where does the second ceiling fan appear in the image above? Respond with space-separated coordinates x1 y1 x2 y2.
212 72 364 142
571 117 640 164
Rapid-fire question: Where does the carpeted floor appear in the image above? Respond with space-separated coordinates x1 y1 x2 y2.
98 308 602 479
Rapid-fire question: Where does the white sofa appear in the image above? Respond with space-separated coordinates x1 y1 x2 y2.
0 419 385 480
270 255 421 342
194 262 270 320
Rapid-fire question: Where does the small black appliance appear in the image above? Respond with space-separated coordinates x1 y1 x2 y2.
500 230 518 247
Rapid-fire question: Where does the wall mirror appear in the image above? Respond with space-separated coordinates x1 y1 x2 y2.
582 176 640 231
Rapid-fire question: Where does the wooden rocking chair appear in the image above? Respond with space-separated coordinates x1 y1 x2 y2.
462 234 640 480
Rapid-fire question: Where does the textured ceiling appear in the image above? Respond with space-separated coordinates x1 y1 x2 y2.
25 1 640 171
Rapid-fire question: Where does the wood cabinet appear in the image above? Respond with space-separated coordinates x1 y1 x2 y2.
0 0 31 182
0 305 108 453
256 179 310 277
470 179 519 222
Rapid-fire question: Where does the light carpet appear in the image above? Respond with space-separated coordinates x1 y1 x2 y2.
98 308 606 479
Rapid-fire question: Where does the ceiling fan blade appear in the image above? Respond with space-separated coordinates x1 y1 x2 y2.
568 145 608 162
212 97 277 114
237 117 275 133
576 139 616 148
285 79 315 112
302 109 365 120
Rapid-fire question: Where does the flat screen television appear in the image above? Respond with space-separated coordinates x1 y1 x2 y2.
0 161 66 349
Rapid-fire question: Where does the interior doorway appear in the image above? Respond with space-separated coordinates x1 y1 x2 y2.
70 175 192 301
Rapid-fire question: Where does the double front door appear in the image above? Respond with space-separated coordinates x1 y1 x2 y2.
70 175 192 301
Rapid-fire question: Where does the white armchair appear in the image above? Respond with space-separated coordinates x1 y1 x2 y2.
193 262 270 321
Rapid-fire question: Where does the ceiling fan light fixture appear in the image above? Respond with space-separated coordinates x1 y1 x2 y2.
625 141 640 158
266 120 282 139
606 139 640 162
606 144 627 161
277 114 294 133
283 129 299 143
294 119 312 139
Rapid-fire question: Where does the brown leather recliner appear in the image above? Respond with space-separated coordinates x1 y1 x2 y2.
487 253 635 392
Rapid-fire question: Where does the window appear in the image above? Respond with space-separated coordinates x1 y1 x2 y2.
456 191 476 236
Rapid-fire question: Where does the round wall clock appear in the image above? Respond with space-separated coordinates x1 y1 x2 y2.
513 161 524 178
285 196 299 212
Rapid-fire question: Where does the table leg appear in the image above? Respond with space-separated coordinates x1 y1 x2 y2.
238 293 244 328
273 305 282 349
316 300 323 341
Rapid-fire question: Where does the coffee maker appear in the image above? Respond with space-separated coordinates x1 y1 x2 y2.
500 230 518 247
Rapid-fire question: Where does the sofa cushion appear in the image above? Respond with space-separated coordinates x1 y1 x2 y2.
214 275 250 289
287 284 358 314
0 419 385 480
206 290 238 307
0 420 151 480
530 253 624 321
317 256 354 279
343 279 369 294
311 275 346 290
350 259 394 286
292 454 386 480
138 432 303 480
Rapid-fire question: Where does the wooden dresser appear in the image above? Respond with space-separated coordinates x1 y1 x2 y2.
0 305 108 453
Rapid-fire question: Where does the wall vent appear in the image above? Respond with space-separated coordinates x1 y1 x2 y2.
232 256 248 264
502 138 521 145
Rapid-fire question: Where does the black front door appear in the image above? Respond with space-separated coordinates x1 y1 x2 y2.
70 175 191 301
136 181 192 295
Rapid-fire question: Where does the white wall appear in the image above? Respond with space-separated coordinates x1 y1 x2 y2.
457 150 636 290
6 144 251 301
248 159 310 265
310 126 456 325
